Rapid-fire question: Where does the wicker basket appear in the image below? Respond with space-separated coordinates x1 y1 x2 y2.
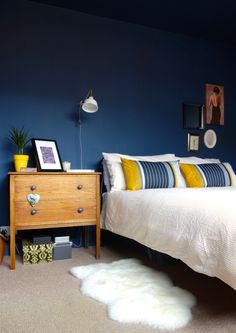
0 233 7 264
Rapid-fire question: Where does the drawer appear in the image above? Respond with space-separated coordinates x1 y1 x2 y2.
14 199 97 226
14 175 96 201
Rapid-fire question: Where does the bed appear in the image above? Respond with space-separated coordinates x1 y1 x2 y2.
100 153 236 291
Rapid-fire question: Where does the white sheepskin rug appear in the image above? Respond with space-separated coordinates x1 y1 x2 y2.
70 258 196 331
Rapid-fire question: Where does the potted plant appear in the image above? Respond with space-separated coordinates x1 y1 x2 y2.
9 126 30 172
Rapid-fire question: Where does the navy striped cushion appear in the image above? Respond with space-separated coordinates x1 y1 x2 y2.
139 161 176 188
197 163 231 187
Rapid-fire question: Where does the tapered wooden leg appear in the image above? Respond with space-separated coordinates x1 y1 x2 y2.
95 175 100 259
10 175 16 270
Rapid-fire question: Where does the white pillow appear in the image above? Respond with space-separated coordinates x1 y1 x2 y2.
102 153 176 191
204 158 221 163
177 156 221 164
102 159 111 192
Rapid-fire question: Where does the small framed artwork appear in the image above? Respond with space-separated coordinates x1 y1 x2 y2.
187 133 200 152
31 138 63 171
205 84 224 125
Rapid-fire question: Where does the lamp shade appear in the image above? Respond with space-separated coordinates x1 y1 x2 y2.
81 96 98 113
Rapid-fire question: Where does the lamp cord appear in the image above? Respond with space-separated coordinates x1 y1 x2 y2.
79 108 83 169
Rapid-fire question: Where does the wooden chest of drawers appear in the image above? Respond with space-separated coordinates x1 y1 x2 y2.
9 172 101 269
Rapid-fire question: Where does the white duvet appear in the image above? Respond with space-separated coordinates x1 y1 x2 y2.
101 187 236 291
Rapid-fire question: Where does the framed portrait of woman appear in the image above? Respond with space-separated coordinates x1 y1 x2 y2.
205 84 224 125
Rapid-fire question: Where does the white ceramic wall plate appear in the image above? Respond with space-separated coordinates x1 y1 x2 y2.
204 129 217 149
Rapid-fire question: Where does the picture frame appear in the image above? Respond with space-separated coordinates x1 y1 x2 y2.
205 83 224 125
183 103 204 129
187 133 200 152
31 138 63 172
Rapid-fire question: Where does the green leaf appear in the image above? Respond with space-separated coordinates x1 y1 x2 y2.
8 126 30 154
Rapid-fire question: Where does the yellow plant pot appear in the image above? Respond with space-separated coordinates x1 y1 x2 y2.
13 154 29 172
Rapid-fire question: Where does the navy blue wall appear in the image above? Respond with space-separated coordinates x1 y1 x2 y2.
1 0 236 228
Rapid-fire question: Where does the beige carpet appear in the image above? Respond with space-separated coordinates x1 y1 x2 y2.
0 245 236 333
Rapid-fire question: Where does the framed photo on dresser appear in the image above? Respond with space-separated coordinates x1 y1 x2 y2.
31 138 63 171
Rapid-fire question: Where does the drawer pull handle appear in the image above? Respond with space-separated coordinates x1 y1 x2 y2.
77 185 83 190
31 185 37 191
77 208 84 214
31 209 37 215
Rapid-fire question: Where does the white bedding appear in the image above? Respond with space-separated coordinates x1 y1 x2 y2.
101 187 236 291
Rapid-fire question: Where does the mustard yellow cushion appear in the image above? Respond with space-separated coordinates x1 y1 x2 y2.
179 164 204 187
121 158 141 191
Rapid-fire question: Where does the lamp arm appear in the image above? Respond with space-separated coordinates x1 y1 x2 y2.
86 89 93 99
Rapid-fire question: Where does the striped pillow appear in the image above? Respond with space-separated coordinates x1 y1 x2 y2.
180 162 236 187
121 158 185 191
